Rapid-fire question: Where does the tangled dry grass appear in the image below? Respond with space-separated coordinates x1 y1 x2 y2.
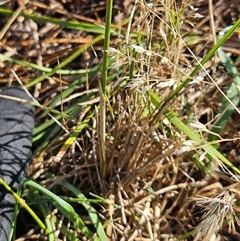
1 0 240 240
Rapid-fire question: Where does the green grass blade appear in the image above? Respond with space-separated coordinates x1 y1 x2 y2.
149 90 240 175
164 109 240 175
25 34 103 88
58 180 108 241
22 178 100 241
102 0 113 93
33 105 93 156
0 178 47 233
98 0 113 178
208 47 240 141
38 202 56 241
0 54 100 75
0 7 106 34
158 19 240 111
50 215 79 240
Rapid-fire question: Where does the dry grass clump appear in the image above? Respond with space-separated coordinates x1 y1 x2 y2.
1 0 240 240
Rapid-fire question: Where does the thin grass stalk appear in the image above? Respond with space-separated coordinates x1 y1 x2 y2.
99 0 113 178
98 82 107 179
0 178 47 233
102 0 113 94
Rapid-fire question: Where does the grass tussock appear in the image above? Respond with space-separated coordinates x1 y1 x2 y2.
1 0 240 240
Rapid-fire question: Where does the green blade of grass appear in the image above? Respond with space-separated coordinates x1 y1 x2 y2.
149 90 240 175
58 179 108 241
53 109 94 162
98 0 113 178
102 0 113 94
33 105 93 156
164 109 240 175
208 47 240 141
22 178 100 241
0 178 47 233
34 92 94 137
154 19 240 117
26 189 79 240
38 202 56 241
0 7 106 34
0 53 100 75
24 34 103 88
50 215 79 240
37 65 100 120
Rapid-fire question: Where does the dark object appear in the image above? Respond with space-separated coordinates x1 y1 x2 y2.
0 87 34 241
219 230 240 241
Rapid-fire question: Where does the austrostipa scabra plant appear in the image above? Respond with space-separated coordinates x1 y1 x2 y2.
192 188 240 241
